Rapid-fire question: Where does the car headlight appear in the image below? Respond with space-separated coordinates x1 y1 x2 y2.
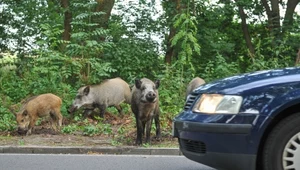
192 94 243 114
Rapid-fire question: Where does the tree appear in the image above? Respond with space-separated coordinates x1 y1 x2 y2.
162 0 201 71
162 0 182 64
0 0 64 53
261 0 300 42
94 0 115 29
282 0 300 34
61 0 72 51
235 0 255 57
94 0 115 41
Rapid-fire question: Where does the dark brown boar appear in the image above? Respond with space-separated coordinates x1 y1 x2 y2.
186 77 205 99
68 77 131 118
14 93 63 135
131 78 161 145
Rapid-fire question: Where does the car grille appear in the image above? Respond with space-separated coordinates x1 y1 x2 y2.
184 94 198 110
180 139 206 154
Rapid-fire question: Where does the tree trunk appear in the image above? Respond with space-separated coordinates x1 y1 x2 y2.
295 48 300 65
261 0 272 30
61 0 72 51
282 0 300 34
165 27 176 64
92 0 115 42
261 0 281 38
236 1 255 57
94 0 115 29
270 0 281 32
164 0 183 64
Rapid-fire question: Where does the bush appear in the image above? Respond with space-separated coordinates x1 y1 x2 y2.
0 106 16 131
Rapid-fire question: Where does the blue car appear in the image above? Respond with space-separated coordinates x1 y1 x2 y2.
172 67 300 170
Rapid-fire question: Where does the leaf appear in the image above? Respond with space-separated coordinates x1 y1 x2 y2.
75 13 90 20
174 13 187 28
171 30 185 47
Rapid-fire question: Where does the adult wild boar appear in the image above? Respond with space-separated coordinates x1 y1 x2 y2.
68 77 131 118
131 78 161 145
186 77 205 99
14 93 63 135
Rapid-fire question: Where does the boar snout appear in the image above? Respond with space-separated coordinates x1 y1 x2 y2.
146 91 157 102
68 105 77 114
17 127 27 135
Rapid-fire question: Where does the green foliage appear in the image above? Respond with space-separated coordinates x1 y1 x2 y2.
64 1 116 84
171 5 201 75
0 0 63 52
1 71 28 101
104 1 163 82
203 54 240 82
156 64 187 122
117 126 125 135
105 37 162 82
82 123 112 136
18 139 25 146
244 38 293 72
0 95 16 132
101 123 113 135
87 58 117 84
61 124 78 134
0 108 16 131
142 143 151 148
61 120 113 136
245 55 292 73
38 23 64 50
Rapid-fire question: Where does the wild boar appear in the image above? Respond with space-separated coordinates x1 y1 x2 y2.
131 78 161 145
68 77 131 118
14 93 63 135
186 77 205 99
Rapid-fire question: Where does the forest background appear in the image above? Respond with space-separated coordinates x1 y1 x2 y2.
0 0 299 143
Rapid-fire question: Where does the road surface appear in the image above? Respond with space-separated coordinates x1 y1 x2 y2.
0 154 216 170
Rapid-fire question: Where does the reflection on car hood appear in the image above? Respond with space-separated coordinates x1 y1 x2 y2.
194 67 300 94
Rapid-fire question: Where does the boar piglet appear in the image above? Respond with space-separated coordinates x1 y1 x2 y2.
68 77 131 118
131 78 161 145
186 77 205 99
14 93 63 135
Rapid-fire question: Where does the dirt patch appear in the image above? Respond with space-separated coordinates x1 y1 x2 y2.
0 112 178 148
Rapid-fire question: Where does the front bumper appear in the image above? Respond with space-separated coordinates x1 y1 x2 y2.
173 120 256 170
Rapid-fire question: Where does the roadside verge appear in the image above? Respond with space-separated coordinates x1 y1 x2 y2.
0 146 181 155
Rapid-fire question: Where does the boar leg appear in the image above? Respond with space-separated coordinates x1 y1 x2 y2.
50 110 63 131
50 120 57 131
57 113 63 127
55 110 63 129
50 111 58 131
97 104 106 118
83 108 93 118
26 129 32 136
154 114 161 140
135 116 144 145
114 105 124 118
145 118 153 144
26 118 37 135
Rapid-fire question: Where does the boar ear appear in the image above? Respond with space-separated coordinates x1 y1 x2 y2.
135 79 142 89
23 110 28 116
155 80 160 89
83 86 90 95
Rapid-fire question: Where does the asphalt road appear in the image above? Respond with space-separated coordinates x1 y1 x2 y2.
0 154 216 170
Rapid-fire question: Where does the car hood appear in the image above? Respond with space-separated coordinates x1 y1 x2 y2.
194 67 300 95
